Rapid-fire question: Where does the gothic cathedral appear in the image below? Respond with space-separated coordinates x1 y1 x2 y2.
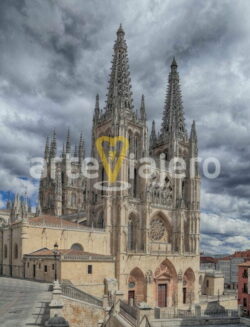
39 25 200 308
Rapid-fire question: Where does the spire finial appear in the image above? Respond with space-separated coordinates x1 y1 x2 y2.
117 24 125 35
79 132 85 160
171 56 177 67
44 136 50 160
94 94 100 119
140 94 146 120
66 128 71 154
190 120 197 142
50 130 57 158
150 120 157 148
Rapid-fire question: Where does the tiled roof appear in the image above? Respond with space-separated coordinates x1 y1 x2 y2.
232 250 250 258
28 215 79 227
218 250 250 261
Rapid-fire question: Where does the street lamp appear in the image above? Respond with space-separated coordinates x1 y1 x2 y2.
53 242 59 281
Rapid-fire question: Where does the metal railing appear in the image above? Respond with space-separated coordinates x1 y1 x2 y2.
61 282 103 307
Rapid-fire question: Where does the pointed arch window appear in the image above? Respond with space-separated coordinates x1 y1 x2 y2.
134 136 138 159
97 212 104 228
128 217 137 251
71 193 76 207
133 168 137 198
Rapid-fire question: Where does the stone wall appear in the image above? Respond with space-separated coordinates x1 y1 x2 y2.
62 260 115 298
200 296 238 311
62 296 105 327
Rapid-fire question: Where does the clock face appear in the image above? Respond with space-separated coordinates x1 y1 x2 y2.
150 217 165 241
128 282 135 288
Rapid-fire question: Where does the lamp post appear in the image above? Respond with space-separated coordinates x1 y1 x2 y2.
53 242 59 281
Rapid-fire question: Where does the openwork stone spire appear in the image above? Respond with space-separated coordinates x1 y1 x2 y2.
94 94 100 116
79 132 85 160
44 136 50 160
190 120 197 143
150 120 157 148
140 94 146 121
105 24 133 113
50 130 57 158
189 120 198 156
66 129 71 154
161 58 187 139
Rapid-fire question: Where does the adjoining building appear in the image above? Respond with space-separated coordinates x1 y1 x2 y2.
238 261 250 316
200 256 217 271
216 251 250 289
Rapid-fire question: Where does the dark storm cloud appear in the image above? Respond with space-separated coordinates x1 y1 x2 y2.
0 0 250 252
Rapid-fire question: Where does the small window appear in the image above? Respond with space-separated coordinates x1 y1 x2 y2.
88 265 92 274
243 269 248 278
27 262 29 268
206 280 209 288
243 283 248 293
52 264 55 270
44 265 48 272
243 298 247 307
39 263 41 269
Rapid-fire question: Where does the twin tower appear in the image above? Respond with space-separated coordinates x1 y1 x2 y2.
39 25 200 256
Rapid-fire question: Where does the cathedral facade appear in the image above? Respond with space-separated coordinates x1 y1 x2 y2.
2 26 200 310
39 25 200 308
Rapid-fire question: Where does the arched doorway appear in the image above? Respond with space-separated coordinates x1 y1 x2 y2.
183 268 195 305
154 259 177 307
128 267 146 304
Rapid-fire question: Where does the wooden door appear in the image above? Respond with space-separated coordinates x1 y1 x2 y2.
183 287 187 304
128 290 135 305
158 284 167 307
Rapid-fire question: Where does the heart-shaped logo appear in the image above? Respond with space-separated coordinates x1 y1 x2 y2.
96 136 129 183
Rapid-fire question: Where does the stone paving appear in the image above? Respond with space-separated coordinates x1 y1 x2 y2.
0 277 52 327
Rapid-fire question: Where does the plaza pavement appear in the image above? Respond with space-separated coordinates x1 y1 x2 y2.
0 277 52 327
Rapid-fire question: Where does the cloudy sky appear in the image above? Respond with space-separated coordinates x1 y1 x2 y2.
0 0 250 254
